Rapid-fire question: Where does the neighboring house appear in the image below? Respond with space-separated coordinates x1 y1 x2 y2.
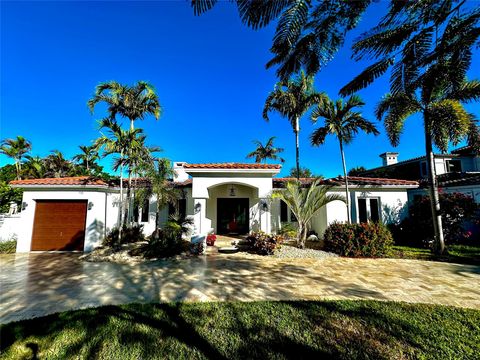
359 146 480 204
9 162 417 252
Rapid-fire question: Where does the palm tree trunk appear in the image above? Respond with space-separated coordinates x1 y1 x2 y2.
119 153 124 241
15 160 21 180
339 140 351 223
125 170 132 226
295 116 300 180
424 122 445 254
130 119 134 131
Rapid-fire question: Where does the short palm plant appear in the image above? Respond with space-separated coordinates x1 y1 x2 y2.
88 81 162 130
310 94 379 223
340 1 480 254
0 136 32 180
272 178 345 248
246 136 285 164
263 71 325 179
72 145 100 174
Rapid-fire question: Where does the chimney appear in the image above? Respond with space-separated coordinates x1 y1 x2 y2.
379 152 399 166
173 162 189 182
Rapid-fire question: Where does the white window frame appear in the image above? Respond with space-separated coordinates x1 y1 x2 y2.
357 197 382 223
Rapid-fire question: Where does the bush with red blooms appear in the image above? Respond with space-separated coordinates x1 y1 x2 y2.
206 234 217 246
246 232 283 255
323 222 393 257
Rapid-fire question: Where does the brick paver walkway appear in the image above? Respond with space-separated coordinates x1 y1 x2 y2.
1 252 479 323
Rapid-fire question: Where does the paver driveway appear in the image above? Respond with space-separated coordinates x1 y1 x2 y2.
1 253 479 324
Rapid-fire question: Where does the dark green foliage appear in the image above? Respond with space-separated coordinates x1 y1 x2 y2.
144 214 193 258
347 166 366 176
389 245 480 266
0 240 17 253
289 166 314 178
0 181 22 213
246 232 283 255
0 164 17 183
2 300 479 359
324 222 394 257
391 193 480 247
103 224 146 249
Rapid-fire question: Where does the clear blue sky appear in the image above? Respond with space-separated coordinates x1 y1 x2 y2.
1 1 479 178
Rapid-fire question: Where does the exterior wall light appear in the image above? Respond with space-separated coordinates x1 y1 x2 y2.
88 201 94 210
229 185 236 197
21 202 28 211
194 202 201 214
261 200 269 211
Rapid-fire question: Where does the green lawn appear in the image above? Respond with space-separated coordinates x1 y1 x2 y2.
390 244 480 265
1 301 479 360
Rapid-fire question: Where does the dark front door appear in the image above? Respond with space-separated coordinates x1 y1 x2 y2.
217 198 249 235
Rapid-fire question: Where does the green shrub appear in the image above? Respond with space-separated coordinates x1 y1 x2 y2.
324 222 393 257
0 239 17 253
392 193 480 247
103 224 145 249
246 232 283 255
278 222 298 239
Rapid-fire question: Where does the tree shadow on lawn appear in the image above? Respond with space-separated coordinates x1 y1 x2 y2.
3 300 468 360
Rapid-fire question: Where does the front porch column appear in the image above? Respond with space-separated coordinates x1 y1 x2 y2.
193 198 207 235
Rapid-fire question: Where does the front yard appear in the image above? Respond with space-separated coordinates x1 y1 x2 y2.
1 300 479 360
390 244 480 265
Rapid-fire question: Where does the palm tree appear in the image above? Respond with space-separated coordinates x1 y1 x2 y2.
23 155 46 179
272 179 344 248
246 136 285 164
138 158 179 232
44 150 72 178
95 118 144 231
310 94 379 223
192 0 370 81
340 0 480 254
88 81 162 130
0 136 32 180
72 145 99 173
263 71 325 179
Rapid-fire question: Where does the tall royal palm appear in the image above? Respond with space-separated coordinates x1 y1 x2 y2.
246 136 285 164
88 81 162 130
340 1 480 254
263 72 325 179
72 145 100 174
310 95 379 223
0 136 32 180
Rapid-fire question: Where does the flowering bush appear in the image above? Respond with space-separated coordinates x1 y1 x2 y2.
246 232 283 255
323 222 393 257
206 234 217 246
391 192 480 247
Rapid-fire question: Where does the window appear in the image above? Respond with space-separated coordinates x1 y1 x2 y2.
169 199 187 219
280 201 288 222
133 204 139 223
420 161 427 177
446 159 461 173
358 198 380 223
141 198 149 223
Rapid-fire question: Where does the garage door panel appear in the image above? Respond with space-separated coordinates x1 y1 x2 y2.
31 200 87 251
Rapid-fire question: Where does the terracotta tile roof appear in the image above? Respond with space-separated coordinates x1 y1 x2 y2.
10 176 109 186
420 172 480 188
273 176 418 188
184 163 281 169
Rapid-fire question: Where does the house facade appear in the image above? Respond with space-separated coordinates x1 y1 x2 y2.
9 162 417 252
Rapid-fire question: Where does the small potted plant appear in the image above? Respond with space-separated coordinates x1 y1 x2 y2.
206 233 217 246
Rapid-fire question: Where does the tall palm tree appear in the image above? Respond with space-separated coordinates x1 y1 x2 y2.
310 94 379 223
340 0 480 254
272 179 345 248
72 145 99 173
246 136 285 164
0 136 32 180
44 150 72 178
88 81 162 130
263 71 325 179
192 0 370 81
95 118 144 231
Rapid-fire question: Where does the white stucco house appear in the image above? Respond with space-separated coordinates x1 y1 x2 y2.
8 162 418 252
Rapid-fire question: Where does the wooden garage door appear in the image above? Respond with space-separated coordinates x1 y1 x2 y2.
31 200 87 251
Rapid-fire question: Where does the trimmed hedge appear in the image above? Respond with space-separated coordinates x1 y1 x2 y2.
0 239 17 253
324 222 393 257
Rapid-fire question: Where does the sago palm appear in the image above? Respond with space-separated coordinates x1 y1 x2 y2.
88 81 162 130
0 136 32 180
272 178 345 248
246 136 285 164
340 0 480 254
192 0 370 81
263 71 325 179
310 94 379 223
